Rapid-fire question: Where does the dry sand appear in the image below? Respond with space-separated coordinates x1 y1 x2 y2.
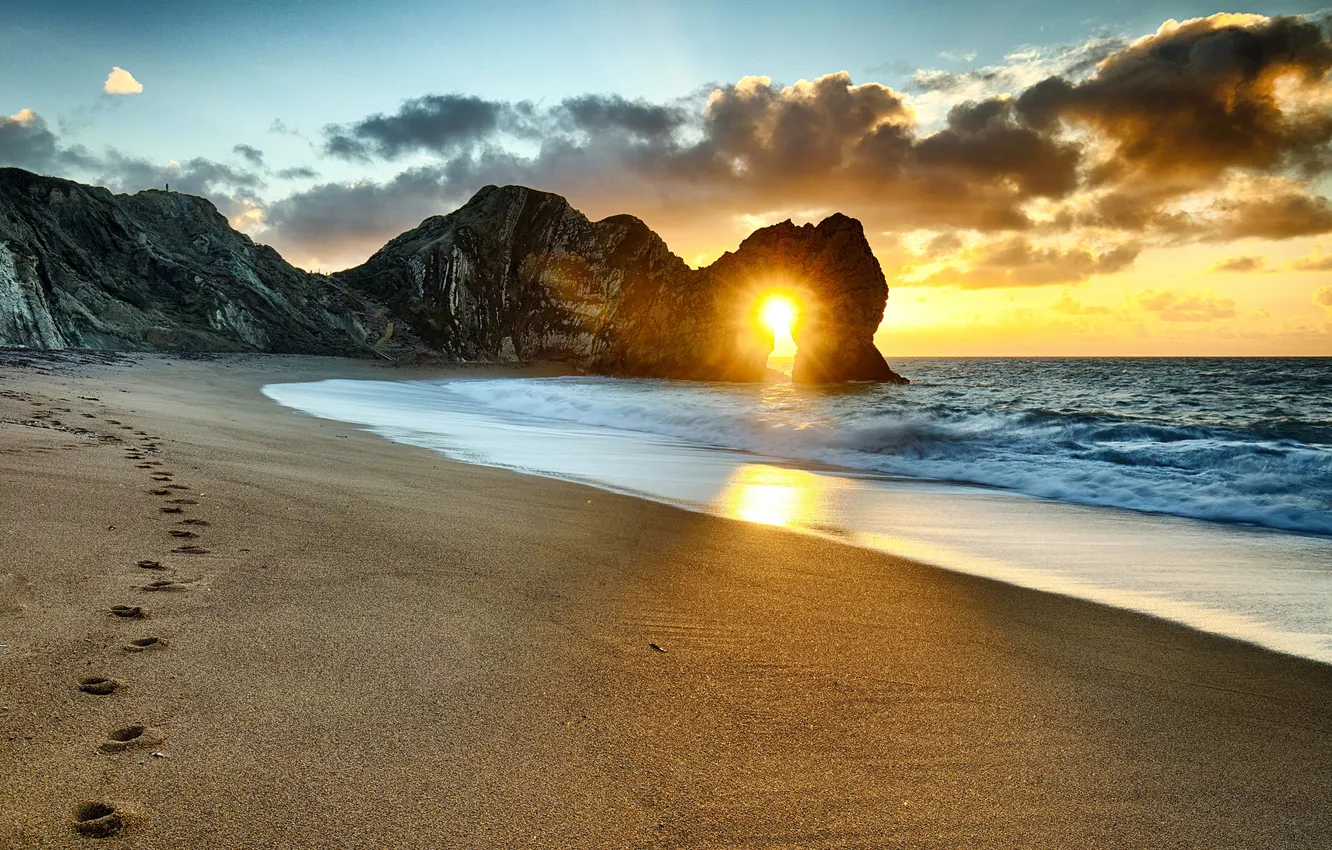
1 352 1330 849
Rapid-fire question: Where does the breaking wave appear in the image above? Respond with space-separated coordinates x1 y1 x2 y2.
443 359 1332 535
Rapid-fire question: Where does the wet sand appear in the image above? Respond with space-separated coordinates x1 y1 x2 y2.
1 352 1330 848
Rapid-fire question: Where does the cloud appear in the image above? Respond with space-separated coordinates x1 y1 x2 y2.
1016 15 1332 183
275 165 319 180
909 36 1126 97
1291 249 1332 271
261 166 461 268
232 144 265 167
103 66 143 96
1206 186 1332 241
904 236 1139 288
1138 289 1239 321
1210 255 1266 273
323 94 515 160
7 13 1332 281
1051 291 1113 315
1315 286 1332 309
0 108 96 173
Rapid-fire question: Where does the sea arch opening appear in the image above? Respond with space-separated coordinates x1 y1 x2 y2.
750 289 806 380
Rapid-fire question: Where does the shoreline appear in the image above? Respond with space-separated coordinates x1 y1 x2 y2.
3 353 1331 847
266 369 1332 666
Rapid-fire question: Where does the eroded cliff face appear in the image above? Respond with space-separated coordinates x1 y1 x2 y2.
334 185 690 365
0 170 907 383
0 168 407 355
337 185 908 383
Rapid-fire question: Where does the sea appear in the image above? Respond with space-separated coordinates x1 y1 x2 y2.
264 357 1332 664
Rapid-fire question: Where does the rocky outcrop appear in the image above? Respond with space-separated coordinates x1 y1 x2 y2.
337 185 908 383
0 168 411 356
0 169 907 383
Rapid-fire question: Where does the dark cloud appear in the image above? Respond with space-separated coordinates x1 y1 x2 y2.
905 236 1139 288
261 166 461 266
0 109 96 174
0 108 265 211
275 165 319 180
1016 15 1332 184
553 95 688 139
912 98 1080 199
232 143 265 167
1138 290 1239 321
1210 255 1266 273
323 94 512 160
1315 286 1332 307
1208 189 1332 241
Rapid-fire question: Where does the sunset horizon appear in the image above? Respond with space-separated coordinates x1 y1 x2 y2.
4 4 1331 355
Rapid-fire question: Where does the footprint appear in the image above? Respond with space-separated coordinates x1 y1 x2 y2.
109 605 145 619
165 484 190 491
135 463 154 469
140 579 187 592
160 506 183 514
122 636 166 653
98 724 165 753
149 488 171 496
125 454 144 460
78 677 121 696
167 499 198 505
136 560 166 571
171 545 209 555
72 802 125 838
168 530 197 539
150 474 172 482
179 519 209 527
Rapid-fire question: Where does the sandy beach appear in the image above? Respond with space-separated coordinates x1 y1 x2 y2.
2 352 1331 849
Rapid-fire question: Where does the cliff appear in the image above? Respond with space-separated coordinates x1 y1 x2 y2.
0 168 409 356
0 169 907 383
336 185 908 383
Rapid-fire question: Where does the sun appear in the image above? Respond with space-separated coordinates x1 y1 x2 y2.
758 294 797 335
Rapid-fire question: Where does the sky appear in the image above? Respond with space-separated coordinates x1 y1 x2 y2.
2 0 1331 356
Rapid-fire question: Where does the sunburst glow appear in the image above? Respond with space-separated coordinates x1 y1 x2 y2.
759 294 797 336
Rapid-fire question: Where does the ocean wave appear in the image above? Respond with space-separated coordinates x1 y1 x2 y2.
443 377 1332 535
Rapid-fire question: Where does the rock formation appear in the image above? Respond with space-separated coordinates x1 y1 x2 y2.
0 168 408 356
0 168 907 383
336 185 908 383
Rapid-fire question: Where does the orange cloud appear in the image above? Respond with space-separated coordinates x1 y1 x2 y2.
904 236 1138 288
1138 290 1239 322
1209 255 1266 273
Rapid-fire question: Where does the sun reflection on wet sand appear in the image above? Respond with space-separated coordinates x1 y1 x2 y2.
717 463 857 531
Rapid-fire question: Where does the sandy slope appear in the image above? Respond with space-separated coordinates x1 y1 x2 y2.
1 352 1330 849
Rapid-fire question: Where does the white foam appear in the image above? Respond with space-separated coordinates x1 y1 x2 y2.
264 377 1332 665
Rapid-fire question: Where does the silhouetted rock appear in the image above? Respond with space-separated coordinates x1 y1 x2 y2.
0 168 409 355
337 185 908 383
0 169 907 383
